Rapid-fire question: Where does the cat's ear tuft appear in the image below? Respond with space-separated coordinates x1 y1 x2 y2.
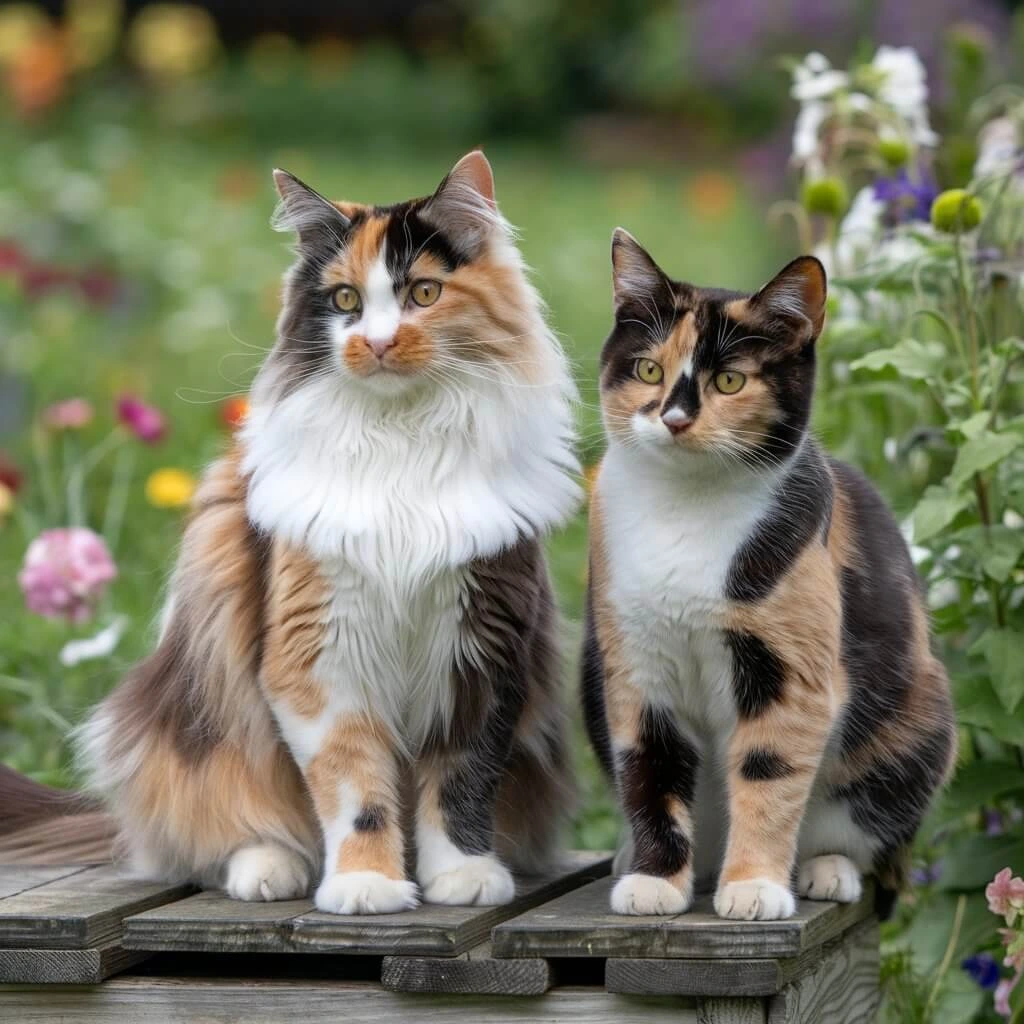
751 255 827 336
611 228 665 310
422 150 498 256
271 169 350 249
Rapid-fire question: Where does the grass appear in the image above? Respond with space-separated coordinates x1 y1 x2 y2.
0 76 781 847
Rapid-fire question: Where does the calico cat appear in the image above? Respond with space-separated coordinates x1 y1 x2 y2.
582 230 956 921
1 152 581 915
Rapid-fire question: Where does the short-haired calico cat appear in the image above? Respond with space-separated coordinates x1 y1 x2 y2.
3 153 581 914
583 230 956 920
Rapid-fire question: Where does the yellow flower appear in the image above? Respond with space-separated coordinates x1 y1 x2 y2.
0 481 13 518
128 3 220 78
145 468 196 509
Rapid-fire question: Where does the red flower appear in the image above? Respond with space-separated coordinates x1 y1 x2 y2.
117 395 166 444
220 396 249 430
0 452 22 493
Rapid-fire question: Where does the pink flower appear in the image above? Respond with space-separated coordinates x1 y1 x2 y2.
988 868 1024 921
43 398 94 430
117 395 166 444
18 527 117 623
995 972 1020 1019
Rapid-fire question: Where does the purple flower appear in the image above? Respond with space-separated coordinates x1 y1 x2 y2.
963 952 1001 991
18 527 117 623
117 395 166 444
986 809 1006 837
873 168 939 224
911 860 943 886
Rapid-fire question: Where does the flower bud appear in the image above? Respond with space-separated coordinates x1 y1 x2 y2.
801 177 849 218
930 189 982 232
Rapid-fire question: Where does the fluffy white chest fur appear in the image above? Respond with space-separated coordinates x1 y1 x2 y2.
242 367 579 745
598 442 780 732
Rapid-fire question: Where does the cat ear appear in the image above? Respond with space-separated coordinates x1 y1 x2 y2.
611 228 666 310
422 150 498 255
750 255 827 336
271 169 351 250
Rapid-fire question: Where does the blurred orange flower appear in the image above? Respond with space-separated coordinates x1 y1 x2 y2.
220 396 249 430
128 3 220 78
8 27 68 117
686 172 738 221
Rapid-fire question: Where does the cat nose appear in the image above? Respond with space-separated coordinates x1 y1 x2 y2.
366 335 397 358
661 408 693 434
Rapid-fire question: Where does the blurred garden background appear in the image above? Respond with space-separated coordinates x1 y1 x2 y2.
2 1 1024 1019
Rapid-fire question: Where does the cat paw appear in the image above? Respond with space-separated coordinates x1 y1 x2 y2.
715 878 795 921
420 856 515 906
314 871 420 915
798 855 863 903
225 844 310 902
611 873 690 915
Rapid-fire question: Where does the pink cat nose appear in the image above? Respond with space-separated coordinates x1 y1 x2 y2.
366 336 397 358
661 408 693 434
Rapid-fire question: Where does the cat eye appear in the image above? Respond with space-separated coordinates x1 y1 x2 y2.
714 370 746 395
332 285 361 313
410 280 442 307
634 358 664 385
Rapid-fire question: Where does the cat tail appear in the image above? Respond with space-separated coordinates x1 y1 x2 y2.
0 765 116 864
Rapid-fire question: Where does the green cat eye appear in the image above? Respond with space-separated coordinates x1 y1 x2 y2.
714 370 746 394
634 358 664 385
410 279 442 307
332 285 361 313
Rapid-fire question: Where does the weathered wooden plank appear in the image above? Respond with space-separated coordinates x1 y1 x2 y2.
125 852 611 956
492 877 874 961
606 914 881 997
767 919 880 1024
697 997 766 1024
0 942 149 984
0 978 700 1024
0 865 89 902
0 866 192 949
382 941 552 995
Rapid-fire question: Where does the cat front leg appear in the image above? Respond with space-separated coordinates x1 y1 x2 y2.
715 623 839 921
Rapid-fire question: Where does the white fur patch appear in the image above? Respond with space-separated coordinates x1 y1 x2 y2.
611 873 690 915
416 817 515 906
798 854 863 903
315 871 420 915
225 843 310 901
715 878 796 920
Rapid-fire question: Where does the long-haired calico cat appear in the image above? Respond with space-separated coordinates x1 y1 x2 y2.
1 152 580 915
582 230 956 921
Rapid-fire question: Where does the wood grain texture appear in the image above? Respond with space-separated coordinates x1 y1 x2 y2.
697 998 766 1024
0 866 90 902
0 978 699 1024
0 942 149 984
125 852 611 956
767 919 880 1024
0 867 192 949
382 941 552 995
492 877 874 960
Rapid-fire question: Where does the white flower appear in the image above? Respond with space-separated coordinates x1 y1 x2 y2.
59 616 127 667
792 101 827 162
1005 509 1024 530
872 45 938 147
883 437 898 463
830 186 884 274
974 116 1022 183
792 52 849 104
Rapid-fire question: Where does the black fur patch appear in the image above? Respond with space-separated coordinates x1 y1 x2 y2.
382 200 465 284
725 442 833 602
831 460 919 756
618 705 700 878
662 372 701 419
580 582 615 777
740 748 794 781
353 804 387 833
725 630 786 719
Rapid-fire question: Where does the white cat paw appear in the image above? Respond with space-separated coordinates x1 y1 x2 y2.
224 844 310 902
314 871 420 915
420 856 515 906
611 873 690 915
798 854 863 903
715 878 796 921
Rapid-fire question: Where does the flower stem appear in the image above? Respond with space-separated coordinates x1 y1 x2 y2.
924 893 966 1022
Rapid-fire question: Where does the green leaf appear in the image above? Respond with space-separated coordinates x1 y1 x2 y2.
949 431 1021 488
953 410 991 440
900 891 997 973
940 760 1024 819
938 832 1024 890
970 629 1024 713
957 675 1024 744
851 338 946 381
913 486 971 543
955 525 1024 582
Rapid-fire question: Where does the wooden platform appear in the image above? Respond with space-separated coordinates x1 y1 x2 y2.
0 857 882 1023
